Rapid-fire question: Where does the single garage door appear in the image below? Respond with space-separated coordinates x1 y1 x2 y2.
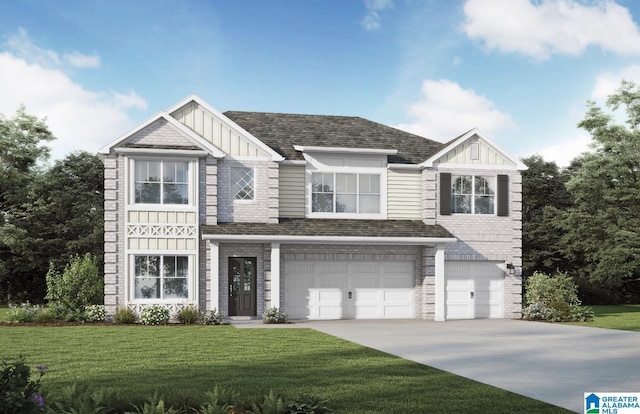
445 261 504 320
282 260 415 320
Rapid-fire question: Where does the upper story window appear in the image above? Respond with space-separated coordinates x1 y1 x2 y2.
451 175 495 214
231 167 254 200
134 160 189 205
312 172 380 214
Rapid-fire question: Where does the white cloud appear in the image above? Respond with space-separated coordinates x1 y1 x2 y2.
0 30 146 160
361 0 394 31
535 133 592 167
463 0 640 60
395 79 516 141
591 65 640 102
64 50 101 68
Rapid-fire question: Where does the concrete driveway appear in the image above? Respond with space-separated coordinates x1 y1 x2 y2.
240 319 640 413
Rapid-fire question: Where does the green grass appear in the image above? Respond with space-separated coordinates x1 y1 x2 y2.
567 304 640 331
0 325 569 413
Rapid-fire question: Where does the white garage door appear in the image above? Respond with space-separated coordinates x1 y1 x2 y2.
283 260 415 320
445 261 504 320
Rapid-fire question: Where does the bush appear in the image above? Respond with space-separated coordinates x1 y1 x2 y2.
85 305 106 323
0 357 47 414
522 302 549 321
46 383 113 414
202 309 226 325
570 305 595 322
113 307 137 324
262 307 287 324
141 305 170 326
284 394 333 414
176 306 200 324
6 302 41 323
45 254 103 314
33 306 59 323
524 271 580 306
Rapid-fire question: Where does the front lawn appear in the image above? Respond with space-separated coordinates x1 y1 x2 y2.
567 304 640 331
0 325 569 413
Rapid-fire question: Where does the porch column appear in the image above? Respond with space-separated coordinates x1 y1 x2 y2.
210 241 219 311
434 243 446 322
271 242 281 308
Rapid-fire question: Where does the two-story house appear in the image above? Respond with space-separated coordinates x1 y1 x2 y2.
99 95 526 321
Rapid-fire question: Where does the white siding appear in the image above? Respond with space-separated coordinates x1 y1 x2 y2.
387 169 421 219
435 138 514 166
172 102 271 158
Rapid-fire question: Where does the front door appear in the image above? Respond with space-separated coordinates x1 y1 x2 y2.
228 257 257 316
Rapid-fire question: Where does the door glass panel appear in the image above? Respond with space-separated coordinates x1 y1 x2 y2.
243 259 253 292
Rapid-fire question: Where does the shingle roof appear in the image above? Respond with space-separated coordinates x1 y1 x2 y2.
201 219 454 239
223 111 446 164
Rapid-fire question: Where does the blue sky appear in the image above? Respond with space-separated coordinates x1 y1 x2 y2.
2 0 640 165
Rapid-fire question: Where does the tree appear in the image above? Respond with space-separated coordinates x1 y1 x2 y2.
521 155 572 276
0 107 55 302
551 80 640 303
0 151 104 303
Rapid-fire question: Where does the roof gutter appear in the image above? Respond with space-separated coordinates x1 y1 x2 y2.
201 234 457 245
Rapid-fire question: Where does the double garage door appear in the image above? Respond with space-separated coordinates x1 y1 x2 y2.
445 261 504 320
281 259 505 320
282 260 415 320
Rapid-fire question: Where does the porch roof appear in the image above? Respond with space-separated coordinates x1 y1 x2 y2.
201 219 456 244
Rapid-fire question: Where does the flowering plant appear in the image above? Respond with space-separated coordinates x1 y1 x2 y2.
0 357 47 413
202 308 226 325
84 305 106 323
262 307 287 324
140 305 170 325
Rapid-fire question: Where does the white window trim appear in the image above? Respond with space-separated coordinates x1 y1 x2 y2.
128 253 196 304
306 166 387 219
127 156 197 210
451 174 497 215
230 166 256 203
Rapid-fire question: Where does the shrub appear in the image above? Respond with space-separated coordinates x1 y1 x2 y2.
176 306 200 324
284 394 333 414
113 307 137 324
125 393 182 414
521 302 549 320
6 302 41 323
46 383 113 414
262 307 287 324
46 254 103 314
141 305 170 326
0 357 47 414
570 305 595 322
250 390 285 414
202 309 226 325
524 271 580 307
33 306 59 323
85 305 106 323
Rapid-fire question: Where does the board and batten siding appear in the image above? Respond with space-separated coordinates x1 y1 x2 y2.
279 165 305 218
172 102 271 158
435 138 513 166
387 169 422 219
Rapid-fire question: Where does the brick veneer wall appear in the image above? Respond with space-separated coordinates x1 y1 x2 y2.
434 168 523 318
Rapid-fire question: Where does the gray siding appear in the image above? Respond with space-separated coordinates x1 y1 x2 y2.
278 165 305 218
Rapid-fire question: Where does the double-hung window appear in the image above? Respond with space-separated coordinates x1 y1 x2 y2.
312 172 380 214
134 255 189 300
134 160 189 205
451 175 496 214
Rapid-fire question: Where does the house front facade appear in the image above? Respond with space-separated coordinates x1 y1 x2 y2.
99 95 526 321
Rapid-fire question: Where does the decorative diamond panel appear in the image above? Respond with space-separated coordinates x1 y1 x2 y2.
127 224 196 238
231 167 254 200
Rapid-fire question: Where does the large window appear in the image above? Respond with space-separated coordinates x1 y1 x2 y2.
231 167 254 200
134 255 189 300
134 160 189 205
312 172 380 214
452 175 495 214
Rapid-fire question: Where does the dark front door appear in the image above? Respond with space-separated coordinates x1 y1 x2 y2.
228 257 257 316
